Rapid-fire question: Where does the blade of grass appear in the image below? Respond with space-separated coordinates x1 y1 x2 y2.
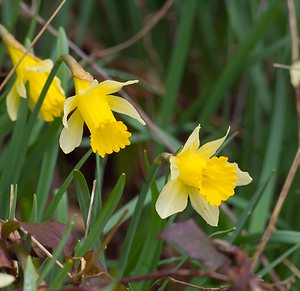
118 163 159 277
36 140 59 221
159 0 198 129
23 256 37 291
76 173 126 256
48 260 73 291
179 0 282 126
227 170 274 243
249 70 287 232
42 149 92 221
37 216 75 284
257 243 300 277
73 169 91 225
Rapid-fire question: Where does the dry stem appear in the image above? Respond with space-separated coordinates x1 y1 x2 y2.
252 146 300 269
93 0 174 58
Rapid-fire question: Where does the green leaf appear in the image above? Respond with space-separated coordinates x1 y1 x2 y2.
118 164 158 276
23 256 37 291
37 217 75 284
76 173 126 256
42 149 92 221
74 169 91 225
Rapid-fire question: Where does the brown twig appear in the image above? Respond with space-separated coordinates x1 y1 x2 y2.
0 0 66 93
167 277 229 290
283 260 300 279
287 0 300 142
251 146 300 269
287 0 298 62
118 269 228 285
84 180 96 239
93 0 174 58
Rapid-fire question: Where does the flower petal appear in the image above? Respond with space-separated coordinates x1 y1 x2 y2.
6 85 20 121
155 179 188 219
59 109 84 154
233 163 252 186
189 188 219 226
107 95 145 125
97 79 139 95
180 125 200 154
197 127 230 159
15 78 26 98
24 59 53 72
290 61 300 88
62 96 78 128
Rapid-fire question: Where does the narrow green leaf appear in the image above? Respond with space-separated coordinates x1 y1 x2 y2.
48 260 73 291
227 170 274 243
257 243 300 277
118 164 158 276
23 256 37 291
179 0 282 125
55 191 69 224
36 141 59 221
159 0 198 129
249 70 287 232
42 149 92 221
76 173 126 256
37 217 75 284
74 169 91 225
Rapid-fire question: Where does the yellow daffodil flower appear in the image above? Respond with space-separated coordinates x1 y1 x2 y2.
0 24 65 121
59 55 145 157
156 125 252 226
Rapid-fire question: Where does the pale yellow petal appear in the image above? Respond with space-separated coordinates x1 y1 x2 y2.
0 273 15 288
180 125 200 154
107 95 145 125
15 78 26 98
290 61 300 88
170 156 179 180
188 187 219 226
6 85 20 121
98 79 138 95
233 163 253 186
59 109 84 154
155 179 188 219
62 96 78 128
197 127 230 159
24 59 53 72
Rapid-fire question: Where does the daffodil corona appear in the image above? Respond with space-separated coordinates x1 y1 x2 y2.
0 24 65 121
155 125 252 226
60 55 145 157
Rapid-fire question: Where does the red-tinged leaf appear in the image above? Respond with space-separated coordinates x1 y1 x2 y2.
159 219 230 270
0 246 14 270
20 221 76 257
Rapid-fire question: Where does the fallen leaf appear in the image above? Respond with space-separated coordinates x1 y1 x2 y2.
159 219 230 270
20 221 76 257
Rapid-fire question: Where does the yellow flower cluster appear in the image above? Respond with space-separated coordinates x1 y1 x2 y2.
0 25 252 226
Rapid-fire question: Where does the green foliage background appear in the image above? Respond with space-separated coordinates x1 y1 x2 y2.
0 0 300 290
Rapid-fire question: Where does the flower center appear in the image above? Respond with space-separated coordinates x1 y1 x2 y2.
76 86 115 132
175 152 207 188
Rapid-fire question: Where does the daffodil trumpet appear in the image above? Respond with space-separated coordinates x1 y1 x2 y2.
59 55 145 157
155 125 252 226
0 24 65 122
